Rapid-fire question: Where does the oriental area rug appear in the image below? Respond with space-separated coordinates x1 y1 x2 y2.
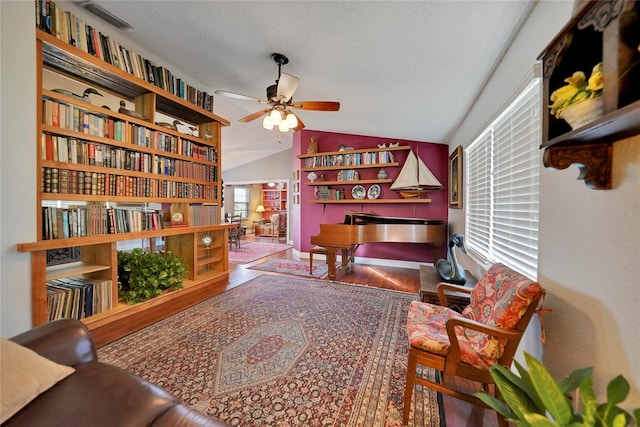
228 242 292 264
98 276 441 426
249 258 329 278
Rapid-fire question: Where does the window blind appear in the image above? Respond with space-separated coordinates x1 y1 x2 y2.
465 78 541 279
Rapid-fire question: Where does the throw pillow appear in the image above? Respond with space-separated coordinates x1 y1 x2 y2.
0 339 75 423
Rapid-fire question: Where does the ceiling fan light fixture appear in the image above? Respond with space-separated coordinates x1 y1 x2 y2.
262 115 274 130
269 109 282 124
286 112 298 128
278 120 290 132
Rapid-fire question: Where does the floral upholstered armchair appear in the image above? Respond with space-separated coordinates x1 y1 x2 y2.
403 263 546 426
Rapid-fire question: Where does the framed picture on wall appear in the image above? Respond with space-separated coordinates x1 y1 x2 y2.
448 145 463 209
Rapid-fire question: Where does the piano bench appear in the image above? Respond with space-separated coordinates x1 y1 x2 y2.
309 246 328 273
310 245 354 276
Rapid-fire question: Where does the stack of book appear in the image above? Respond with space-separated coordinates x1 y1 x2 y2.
47 277 113 321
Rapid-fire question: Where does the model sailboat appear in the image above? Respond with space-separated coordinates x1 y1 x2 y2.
390 150 443 198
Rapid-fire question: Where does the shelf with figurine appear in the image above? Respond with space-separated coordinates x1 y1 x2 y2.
537 0 640 190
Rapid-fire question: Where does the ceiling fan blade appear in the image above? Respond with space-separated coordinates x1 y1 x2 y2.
239 109 270 123
214 90 263 103
293 114 305 131
276 73 300 102
290 101 340 111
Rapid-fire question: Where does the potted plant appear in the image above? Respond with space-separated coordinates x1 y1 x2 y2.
118 248 187 304
476 352 639 426
548 62 604 129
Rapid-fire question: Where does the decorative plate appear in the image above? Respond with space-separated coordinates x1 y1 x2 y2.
352 185 366 200
367 184 381 199
171 212 184 222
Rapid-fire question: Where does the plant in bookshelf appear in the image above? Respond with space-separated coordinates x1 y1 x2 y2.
117 249 187 304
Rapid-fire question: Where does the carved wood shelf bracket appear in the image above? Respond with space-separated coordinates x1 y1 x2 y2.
542 143 613 190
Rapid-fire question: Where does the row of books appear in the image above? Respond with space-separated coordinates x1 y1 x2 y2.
42 167 219 200
131 125 218 161
42 205 164 240
47 277 112 321
43 98 219 163
43 98 126 141
189 205 220 227
316 186 346 201
155 157 218 181
42 136 218 181
36 1 214 112
303 151 397 168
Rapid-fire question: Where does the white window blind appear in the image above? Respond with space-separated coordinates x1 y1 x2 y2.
466 78 541 280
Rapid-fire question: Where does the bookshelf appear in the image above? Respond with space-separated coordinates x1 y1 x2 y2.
261 188 286 212
297 145 433 203
17 28 232 347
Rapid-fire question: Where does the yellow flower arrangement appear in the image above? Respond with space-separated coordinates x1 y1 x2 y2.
549 62 603 118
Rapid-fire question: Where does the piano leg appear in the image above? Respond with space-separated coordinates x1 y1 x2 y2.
326 247 339 280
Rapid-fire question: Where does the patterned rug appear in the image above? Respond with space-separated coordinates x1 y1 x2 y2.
98 276 441 426
249 258 329 278
228 241 292 264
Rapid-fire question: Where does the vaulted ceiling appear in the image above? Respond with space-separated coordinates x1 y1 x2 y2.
79 0 536 170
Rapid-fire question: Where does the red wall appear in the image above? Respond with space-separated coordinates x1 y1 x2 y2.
293 129 449 264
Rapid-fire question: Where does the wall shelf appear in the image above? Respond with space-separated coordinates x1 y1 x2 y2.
309 198 432 204
537 0 640 189
305 179 393 186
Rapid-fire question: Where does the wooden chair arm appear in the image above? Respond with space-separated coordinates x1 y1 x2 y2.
444 316 521 371
437 282 473 307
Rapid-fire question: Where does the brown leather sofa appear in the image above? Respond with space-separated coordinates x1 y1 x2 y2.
4 319 228 427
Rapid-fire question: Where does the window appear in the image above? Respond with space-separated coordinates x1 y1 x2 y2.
233 187 249 219
466 76 541 280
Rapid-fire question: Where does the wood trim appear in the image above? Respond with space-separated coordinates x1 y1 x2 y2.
85 272 230 347
542 143 613 190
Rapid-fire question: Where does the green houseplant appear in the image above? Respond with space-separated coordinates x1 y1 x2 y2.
118 248 187 304
476 352 640 427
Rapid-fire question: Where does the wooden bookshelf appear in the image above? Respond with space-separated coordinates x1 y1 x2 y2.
17 27 231 346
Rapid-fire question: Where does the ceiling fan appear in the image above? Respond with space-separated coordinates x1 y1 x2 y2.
214 53 340 132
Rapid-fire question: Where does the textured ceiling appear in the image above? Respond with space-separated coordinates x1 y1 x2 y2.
77 0 536 170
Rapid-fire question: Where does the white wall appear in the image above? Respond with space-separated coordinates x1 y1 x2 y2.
222 148 293 183
0 1 217 338
449 0 639 408
1 1 38 337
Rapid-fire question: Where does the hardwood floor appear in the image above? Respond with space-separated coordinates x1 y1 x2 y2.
227 234 499 426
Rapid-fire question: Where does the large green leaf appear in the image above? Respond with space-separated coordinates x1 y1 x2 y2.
514 359 547 413
525 353 575 425
598 376 631 426
559 367 593 394
522 412 562 427
580 376 597 426
475 392 515 418
492 367 541 421
606 376 630 406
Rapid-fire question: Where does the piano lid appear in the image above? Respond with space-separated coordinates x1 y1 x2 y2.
344 212 445 225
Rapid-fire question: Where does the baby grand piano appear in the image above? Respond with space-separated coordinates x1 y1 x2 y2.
310 212 446 280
